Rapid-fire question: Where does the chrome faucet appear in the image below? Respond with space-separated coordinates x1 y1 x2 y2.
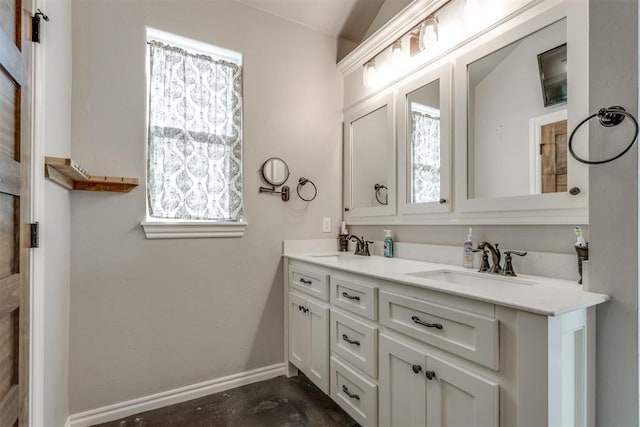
347 235 373 256
478 242 502 274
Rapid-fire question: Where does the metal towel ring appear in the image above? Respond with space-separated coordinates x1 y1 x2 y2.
568 106 639 165
297 177 317 202
374 184 388 205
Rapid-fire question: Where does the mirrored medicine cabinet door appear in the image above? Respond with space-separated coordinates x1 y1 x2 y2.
398 64 452 215
344 93 396 218
454 5 588 219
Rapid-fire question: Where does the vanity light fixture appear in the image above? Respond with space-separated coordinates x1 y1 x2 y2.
390 39 405 71
419 16 439 52
363 59 379 87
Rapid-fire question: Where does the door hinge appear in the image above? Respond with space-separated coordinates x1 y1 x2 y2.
31 9 49 44
30 222 40 248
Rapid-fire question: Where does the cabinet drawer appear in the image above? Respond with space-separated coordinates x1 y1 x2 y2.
379 290 499 370
331 310 378 378
331 276 377 320
330 356 378 427
290 265 329 301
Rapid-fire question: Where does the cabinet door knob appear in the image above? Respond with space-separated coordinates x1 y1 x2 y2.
342 334 360 346
411 315 443 330
439 198 447 204
412 364 422 374
342 385 360 400
342 292 360 301
425 370 436 380
299 278 312 285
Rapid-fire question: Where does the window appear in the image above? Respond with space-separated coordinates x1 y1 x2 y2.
142 29 246 238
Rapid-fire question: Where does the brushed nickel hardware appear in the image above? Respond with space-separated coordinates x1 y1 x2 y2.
342 334 361 346
342 292 360 301
569 106 639 165
411 315 443 330
502 250 527 276
347 235 373 256
374 183 388 205
472 246 490 272
342 385 360 400
478 242 502 274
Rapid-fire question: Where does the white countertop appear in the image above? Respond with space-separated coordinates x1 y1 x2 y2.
283 251 610 317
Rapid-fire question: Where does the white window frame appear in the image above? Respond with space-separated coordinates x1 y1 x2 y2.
141 28 247 239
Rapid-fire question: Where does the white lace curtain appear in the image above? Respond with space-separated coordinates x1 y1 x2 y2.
147 40 243 220
411 110 441 203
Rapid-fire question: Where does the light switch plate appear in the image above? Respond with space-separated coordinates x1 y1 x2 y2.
322 217 331 233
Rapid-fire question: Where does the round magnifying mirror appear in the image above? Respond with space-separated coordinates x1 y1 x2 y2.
261 157 290 186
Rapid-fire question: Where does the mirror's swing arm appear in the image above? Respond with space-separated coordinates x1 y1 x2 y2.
259 184 290 201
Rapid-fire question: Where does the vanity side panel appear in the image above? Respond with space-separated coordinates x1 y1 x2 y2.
515 310 549 426
283 257 298 377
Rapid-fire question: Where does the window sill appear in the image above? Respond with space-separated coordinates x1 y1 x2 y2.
141 220 248 239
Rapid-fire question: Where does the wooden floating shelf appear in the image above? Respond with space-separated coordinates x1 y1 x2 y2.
44 157 139 193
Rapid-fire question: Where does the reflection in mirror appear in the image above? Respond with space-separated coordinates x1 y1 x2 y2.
352 105 389 208
407 79 441 204
261 157 289 186
467 18 567 199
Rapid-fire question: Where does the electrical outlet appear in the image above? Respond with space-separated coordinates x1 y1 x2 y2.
322 217 331 233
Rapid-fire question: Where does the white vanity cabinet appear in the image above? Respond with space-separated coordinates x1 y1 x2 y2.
287 265 330 393
283 256 601 427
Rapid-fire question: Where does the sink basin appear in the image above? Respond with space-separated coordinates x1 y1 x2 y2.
310 253 356 262
405 270 536 286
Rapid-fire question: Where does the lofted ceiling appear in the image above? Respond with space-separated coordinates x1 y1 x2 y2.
234 0 412 59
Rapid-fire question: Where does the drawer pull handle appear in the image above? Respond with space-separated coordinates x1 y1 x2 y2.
342 334 360 346
412 315 443 330
425 370 437 380
299 278 312 285
412 364 422 374
298 305 308 313
342 385 360 400
342 292 360 301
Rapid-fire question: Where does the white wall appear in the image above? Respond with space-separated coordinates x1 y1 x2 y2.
69 0 342 414
39 0 72 424
586 0 638 425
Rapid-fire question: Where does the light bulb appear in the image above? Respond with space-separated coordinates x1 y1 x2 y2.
363 59 379 87
390 40 405 72
419 16 439 53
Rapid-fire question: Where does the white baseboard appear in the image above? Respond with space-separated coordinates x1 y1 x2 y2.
66 363 285 427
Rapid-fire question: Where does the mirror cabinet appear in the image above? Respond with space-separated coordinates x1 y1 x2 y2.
344 93 396 218
398 64 452 216
343 1 588 224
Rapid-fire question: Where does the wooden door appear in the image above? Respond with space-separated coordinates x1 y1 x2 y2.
306 297 329 393
0 0 31 424
426 355 499 427
541 120 568 193
379 334 428 427
288 292 307 370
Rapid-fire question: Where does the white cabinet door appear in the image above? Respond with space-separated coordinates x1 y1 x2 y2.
380 333 499 427
307 297 330 393
289 291 307 369
379 334 428 427
426 355 499 427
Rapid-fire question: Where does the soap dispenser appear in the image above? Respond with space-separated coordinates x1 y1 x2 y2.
384 230 394 258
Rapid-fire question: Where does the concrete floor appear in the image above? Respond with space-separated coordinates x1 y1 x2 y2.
93 374 359 426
